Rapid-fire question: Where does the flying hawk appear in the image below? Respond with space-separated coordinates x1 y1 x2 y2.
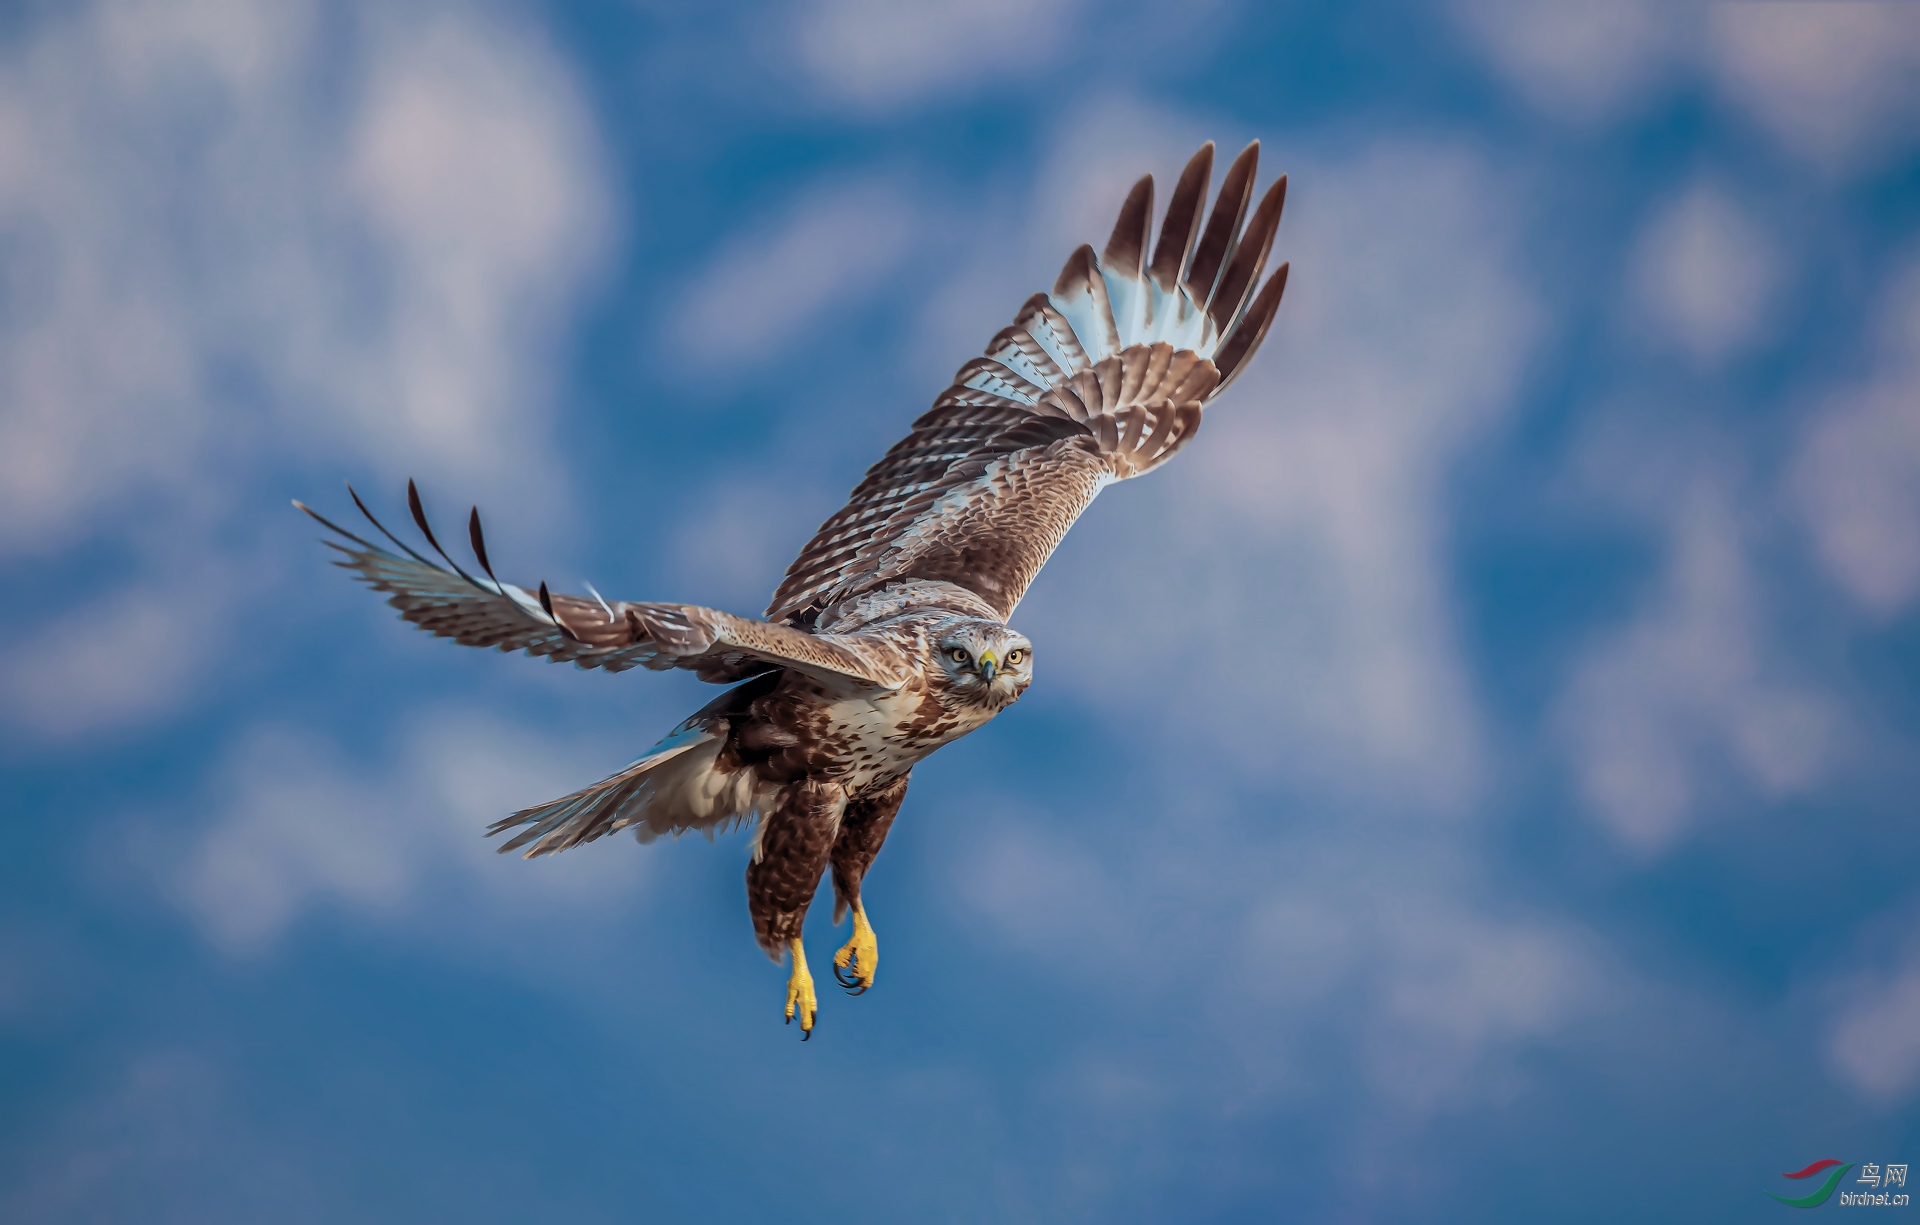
298 141 1288 1037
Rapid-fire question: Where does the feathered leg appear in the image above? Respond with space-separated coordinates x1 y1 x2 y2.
827 774 909 995
747 777 847 1038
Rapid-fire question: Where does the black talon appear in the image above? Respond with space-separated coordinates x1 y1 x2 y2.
833 963 858 988
801 1025 812 1042
785 1013 792 1026
845 984 868 997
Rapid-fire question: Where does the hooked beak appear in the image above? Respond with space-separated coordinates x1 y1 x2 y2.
978 652 998 683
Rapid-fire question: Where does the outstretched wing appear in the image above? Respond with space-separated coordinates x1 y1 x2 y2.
769 140 1289 627
298 483 905 688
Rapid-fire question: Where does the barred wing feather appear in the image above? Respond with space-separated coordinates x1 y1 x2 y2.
769 140 1288 627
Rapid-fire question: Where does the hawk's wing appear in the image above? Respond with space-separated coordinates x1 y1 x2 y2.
768 140 1289 627
298 484 905 688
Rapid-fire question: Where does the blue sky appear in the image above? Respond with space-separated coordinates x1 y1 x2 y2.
3 1 1920 1220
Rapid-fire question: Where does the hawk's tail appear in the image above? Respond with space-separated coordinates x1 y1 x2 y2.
487 725 710 857
488 682 778 857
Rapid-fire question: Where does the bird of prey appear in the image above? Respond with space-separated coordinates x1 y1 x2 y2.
298 141 1288 1038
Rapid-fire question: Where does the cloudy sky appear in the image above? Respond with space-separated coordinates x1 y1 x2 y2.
3 1 1919 1220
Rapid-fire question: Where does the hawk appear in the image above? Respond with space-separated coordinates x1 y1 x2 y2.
298 141 1288 1037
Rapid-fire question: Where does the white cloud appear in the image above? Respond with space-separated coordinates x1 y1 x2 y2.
1828 948 1920 1102
1706 1 1920 173
671 176 919 368
1793 256 1920 617
1233 846 1601 1114
0 568 234 738
1559 475 1835 851
948 810 1605 1116
954 816 1123 958
667 476 823 614
0 0 610 547
0 0 613 733
164 712 641 955
1796 386 1920 617
786 0 1084 111
177 731 411 953
1451 1 1920 173
333 13 613 489
1448 0 1684 124
1315 888 1594 1110
1628 179 1782 367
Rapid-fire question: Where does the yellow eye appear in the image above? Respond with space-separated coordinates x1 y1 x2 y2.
1005 648 1025 666
949 647 971 665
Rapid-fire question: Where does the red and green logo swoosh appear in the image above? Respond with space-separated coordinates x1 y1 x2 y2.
1769 1160 1853 1208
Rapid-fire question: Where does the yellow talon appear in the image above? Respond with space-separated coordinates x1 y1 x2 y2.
784 937 817 1037
833 905 879 993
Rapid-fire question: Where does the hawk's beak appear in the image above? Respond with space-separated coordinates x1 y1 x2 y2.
978 653 998 683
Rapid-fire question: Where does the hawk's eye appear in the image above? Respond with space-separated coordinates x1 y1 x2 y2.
1005 648 1025 666
949 647 971 665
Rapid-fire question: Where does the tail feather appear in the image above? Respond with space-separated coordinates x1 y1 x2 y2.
487 675 784 857
487 725 721 857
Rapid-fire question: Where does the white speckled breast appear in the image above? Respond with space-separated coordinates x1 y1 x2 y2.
811 678 998 797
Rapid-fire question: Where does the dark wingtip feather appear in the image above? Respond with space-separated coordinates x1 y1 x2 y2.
467 507 493 574
1052 242 1100 299
293 498 381 552
467 506 508 595
1207 172 1287 333
1184 140 1259 305
1214 261 1288 394
404 479 488 590
406 479 437 550
347 482 435 566
484 811 523 838
1051 243 1120 356
538 580 580 642
1149 142 1214 290
348 482 377 524
1102 174 1154 277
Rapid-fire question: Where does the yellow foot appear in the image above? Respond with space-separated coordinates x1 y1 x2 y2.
783 937 817 1039
832 905 879 995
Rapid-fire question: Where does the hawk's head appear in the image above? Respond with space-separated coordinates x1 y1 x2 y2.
931 619 1032 711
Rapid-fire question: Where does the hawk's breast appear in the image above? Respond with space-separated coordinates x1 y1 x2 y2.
804 678 996 796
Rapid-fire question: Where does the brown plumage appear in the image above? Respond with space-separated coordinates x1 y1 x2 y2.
297 141 1290 1037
